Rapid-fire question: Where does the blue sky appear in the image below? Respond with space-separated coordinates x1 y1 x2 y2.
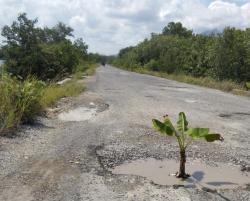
0 0 250 55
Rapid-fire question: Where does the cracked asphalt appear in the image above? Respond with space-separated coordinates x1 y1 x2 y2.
0 65 249 201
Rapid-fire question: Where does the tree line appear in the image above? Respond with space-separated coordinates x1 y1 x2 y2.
0 13 102 81
112 22 250 83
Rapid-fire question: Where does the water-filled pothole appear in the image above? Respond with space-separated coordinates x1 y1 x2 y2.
111 158 249 189
58 107 96 122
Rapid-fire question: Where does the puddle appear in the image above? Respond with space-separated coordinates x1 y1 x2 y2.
111 158 249 189
58 107 96 122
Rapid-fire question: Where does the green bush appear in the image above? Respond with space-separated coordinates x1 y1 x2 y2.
113 22 250 83
0 76 20 134
1 13 88 81
145 59 160 71
0 75 44 135
0 74 85 136
18 78 45 122
246 82 250 90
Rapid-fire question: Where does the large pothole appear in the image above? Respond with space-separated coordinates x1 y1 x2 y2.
110 158 250 190
58 107 97 122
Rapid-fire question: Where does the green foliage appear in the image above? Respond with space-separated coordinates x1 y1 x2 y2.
0 13 98 136
153 112 223 178
152 119 174 136
246 82 250 90
162 22 193 38
0 74 84 136
1 13 89 80
0 75 44 135
17 77 45 122
152 112 223 151
40 80 84 109
39 41 79 80
112 22 250 84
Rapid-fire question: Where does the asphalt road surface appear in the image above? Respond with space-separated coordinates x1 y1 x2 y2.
0 65 249 201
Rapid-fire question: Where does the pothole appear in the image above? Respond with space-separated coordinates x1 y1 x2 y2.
58 107 97 122
110 158 249 189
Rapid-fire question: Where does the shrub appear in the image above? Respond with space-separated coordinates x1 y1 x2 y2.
18 78 45 122
0 75 44 135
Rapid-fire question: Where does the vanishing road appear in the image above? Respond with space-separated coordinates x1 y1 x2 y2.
0 65 249 201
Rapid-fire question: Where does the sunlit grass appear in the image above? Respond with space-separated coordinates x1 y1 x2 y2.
40 80 84 108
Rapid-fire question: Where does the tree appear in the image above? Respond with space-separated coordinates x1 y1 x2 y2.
152 112 223 178
162 22 193 38
1 13 41 78
74 38 88 57
1 13 88 80
112 22 250 83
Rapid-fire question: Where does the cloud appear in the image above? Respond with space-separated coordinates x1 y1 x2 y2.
0 0 249 55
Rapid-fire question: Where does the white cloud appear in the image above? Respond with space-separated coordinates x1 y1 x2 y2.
0 0 250 54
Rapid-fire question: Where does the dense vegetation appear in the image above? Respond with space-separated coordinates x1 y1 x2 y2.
113 22 250 85
1 13 91 80
0 13 99 135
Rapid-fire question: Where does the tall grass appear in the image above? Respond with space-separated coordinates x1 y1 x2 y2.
0 75 45 135
0 62 96 136
40 80 84 108
0 75 85 136
74 62 98 79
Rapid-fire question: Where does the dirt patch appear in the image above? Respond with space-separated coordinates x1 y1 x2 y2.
110 158 250 190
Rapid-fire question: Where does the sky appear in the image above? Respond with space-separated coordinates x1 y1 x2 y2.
0 0 250 55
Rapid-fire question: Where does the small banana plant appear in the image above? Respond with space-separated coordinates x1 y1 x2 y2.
152 112 223 179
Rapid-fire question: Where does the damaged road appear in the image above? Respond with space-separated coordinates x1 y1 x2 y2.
0 65 250 201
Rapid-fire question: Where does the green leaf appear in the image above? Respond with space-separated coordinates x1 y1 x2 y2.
204 133 223 142
246 82 250 90
187 128 209 139
177 112 188 132
152 119 174 136
163 115 176 132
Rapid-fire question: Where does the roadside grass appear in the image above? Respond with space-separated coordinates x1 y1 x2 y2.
74 62 98 79
40 80 84 108
0 63 97 136
115 65 249 96
83 63 98 76
0 75 45 135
